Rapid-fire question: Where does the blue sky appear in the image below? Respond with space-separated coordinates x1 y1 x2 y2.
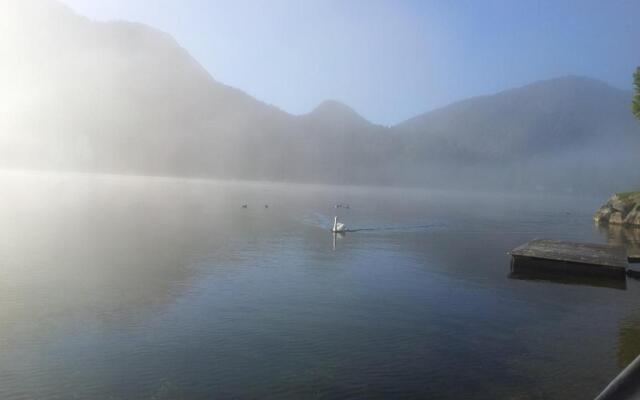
61 0 640 125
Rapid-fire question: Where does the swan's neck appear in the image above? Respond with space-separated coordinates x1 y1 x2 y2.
333 216 337 230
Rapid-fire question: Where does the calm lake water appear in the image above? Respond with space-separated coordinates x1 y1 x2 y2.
1 171 639 399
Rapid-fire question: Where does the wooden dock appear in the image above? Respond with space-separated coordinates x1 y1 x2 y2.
509 267 627 290
509 239 628 279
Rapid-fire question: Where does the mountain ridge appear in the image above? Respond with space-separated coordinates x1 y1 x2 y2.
396 75 633 129
1 0 638 193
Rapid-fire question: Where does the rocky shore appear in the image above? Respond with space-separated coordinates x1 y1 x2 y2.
593 192 640 227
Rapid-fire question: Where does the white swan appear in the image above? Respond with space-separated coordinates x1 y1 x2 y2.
332 216 346 233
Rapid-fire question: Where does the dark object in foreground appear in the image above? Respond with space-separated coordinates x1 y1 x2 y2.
509 239 628 279
595 354 640 400
509 268 627 290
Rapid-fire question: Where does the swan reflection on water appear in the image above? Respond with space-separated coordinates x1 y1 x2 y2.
332 231 346 251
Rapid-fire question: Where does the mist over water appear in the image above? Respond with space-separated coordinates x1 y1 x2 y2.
1 172 639 399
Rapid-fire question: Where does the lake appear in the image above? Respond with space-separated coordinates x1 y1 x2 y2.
0 171 639 399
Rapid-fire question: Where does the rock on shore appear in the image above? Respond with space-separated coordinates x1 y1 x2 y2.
594 192 640 227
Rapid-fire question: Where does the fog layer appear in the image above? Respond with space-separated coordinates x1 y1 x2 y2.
1 0 639 194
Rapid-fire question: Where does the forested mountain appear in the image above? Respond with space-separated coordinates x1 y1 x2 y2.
1 0 638 193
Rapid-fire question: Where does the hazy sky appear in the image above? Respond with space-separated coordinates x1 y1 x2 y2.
60 0 640 125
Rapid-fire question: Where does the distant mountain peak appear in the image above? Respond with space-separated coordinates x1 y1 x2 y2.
306 100 370 123
311 99 355 115
516 75 623 93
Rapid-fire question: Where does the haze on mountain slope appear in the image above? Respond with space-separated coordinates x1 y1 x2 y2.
1 0 638 193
